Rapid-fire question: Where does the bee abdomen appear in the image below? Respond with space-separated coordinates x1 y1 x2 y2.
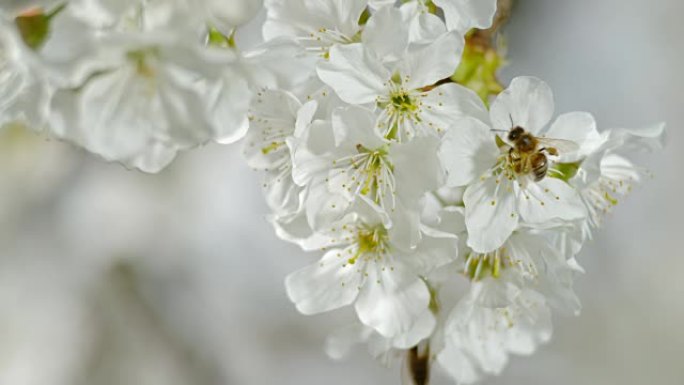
531 153 548 181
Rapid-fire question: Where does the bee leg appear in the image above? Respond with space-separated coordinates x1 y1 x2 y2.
539 147 559 156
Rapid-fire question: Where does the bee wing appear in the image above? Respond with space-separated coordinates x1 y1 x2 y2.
537 137 580 154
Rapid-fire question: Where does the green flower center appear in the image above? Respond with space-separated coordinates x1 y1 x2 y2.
390 91 418 113
347 225 389 265
126 48 159 78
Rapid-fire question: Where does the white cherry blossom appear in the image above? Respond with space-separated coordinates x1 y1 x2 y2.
285 201 458 339
289 104 444 235
569 123 666 238
439 77 589 252
244 89 316 215
436 226 582 384
317 6 485 142
49 32 249 172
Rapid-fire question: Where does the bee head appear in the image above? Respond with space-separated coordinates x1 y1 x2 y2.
508 126 525 141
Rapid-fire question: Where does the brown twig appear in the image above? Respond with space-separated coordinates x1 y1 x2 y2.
407 344 431 385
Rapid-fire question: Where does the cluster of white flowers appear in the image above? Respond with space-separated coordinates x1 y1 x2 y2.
0 0 666 384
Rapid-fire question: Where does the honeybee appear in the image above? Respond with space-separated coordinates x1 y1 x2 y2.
501 126 579 181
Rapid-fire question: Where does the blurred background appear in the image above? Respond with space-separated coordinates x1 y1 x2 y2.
1 0 682 384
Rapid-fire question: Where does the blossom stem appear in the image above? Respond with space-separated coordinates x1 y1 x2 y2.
406 343 431 385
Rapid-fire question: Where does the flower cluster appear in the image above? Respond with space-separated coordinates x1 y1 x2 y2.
0 0 666 384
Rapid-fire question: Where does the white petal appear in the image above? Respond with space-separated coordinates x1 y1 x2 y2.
391 309 436 349
407 12 447 45
285 249 364 315
403 231 460 275
263 170 301 215
304 180 351 230
433 0 498 33
437 337 481 385
363 5 409 63
439 117 499 187
204 0 263 31
384 202 420 251
289 120 335 186
392 135 444 206
545 111 602 162
421 83 490 135
402 31 463 90
355 264 431 338
368 0 396 10
517 177 586 225
490 76 554 134
464 176 519 253
607 122 667 153
204 70 251 145
325 323 374 360
331 105 384 148
242 38 317 91
317 43 389 104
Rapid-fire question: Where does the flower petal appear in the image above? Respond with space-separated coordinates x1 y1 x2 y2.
490 76 554 134
331 105 384 149
439 117 499 187
545 111 602 162
285 249 363 315
392 135 444 206
421 83 490 135
433 0 498 33
363 5 409 63
464 176 519 252
516 177 586 225
317 43 390 104
401 31 463 90
354 263 430 338
325 323 374 360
